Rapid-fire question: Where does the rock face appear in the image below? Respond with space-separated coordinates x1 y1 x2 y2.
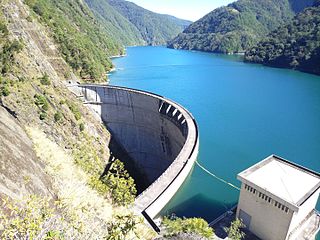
0 105 53 200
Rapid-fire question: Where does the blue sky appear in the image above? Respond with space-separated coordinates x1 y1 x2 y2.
128 0 235 21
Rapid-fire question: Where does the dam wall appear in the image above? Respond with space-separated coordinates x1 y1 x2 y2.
69 84 199 224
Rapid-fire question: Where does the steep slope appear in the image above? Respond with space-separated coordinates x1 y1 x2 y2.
25 0 124 82
100 0 192 45
0 105 53 200
84 0 145 46
168 0 314 54
245 2 320 75
0 0 153 238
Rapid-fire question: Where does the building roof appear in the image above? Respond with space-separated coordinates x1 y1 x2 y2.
237 155 320 209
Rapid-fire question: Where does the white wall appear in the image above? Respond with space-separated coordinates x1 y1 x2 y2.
237 183 294 240
287 188 320 238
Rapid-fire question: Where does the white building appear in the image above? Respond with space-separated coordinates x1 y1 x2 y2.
236 155 320 240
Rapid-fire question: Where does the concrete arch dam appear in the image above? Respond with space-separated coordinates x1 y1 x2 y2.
72 84 199 225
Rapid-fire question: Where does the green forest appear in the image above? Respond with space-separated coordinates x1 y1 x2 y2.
168 0 314 54
25 0 190 82
245 1 320 75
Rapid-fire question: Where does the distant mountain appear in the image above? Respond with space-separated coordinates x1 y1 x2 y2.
245 2 320 75
84 0 145 46
103 0 192 45
25 0 191 81
168 0 314 54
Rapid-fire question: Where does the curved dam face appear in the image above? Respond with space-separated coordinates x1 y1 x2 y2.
72 84 199 224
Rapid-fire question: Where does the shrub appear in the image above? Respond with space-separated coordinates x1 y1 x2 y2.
79 122 85 132
34 94 49 112
101 160 137 206
39 111 47 120
224 218 246 240
67 102 81 120
0 21 8 37
0 39 23 74
1 85 10 96
40 73 50 85
162 216 214 239
0 195 59 239
105 214 141 240
54 111 63 122
88 176 109 195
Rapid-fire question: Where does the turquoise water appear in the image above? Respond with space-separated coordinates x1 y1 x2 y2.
109 46 320 225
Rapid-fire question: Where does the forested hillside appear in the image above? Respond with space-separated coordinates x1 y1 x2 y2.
25 0 123 82
104 0 192 45
245 1 320 75
0 0 155 238
168 0 314 54
84 0 146 46
24 0 190 82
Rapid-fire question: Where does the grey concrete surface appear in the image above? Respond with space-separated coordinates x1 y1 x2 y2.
68 84 199 225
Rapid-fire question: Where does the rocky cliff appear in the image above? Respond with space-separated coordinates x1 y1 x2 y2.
0 0 153 238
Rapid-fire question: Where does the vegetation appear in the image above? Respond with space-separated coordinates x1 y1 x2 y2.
0 1 144 239
161 216 214 239
0 195 60 239
25 0 121 82
101 159 137 206
79 122 85 131
72 133 136 206
0 39 24 74
34 94 49 120
84 0 145 46
67 101 81 121
0 195 142 240
106 214 141 240
54 111 63 123
245 2 320 75
39 73 50 86
168 0 314 53
86 0 191 46
1 84 10 96
23 0 189 81
224 218 246 240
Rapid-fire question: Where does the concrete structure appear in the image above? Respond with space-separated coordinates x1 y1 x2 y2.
236 155 320 240
68 84 199 229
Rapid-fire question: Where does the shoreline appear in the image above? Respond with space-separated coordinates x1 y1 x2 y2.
109 54 127 59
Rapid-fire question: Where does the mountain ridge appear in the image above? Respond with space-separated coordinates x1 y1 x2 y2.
168 0 315 54
106 0 192 45
245 2 320 75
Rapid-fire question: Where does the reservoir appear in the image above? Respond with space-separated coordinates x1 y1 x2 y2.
109 46 320 223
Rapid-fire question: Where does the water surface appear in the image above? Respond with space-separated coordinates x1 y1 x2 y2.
109 46 320 224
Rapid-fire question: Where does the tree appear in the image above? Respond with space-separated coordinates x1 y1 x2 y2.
162 216 214 239
101 159 137 206
224 218 246 240
105 214 141 240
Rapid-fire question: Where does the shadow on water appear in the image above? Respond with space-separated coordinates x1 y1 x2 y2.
161 193 237 223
